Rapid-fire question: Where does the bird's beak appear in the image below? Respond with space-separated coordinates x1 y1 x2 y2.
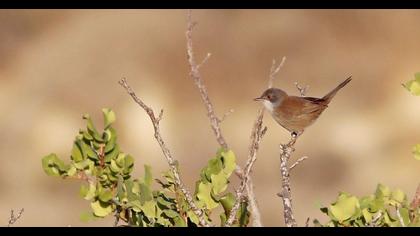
254 97 264 101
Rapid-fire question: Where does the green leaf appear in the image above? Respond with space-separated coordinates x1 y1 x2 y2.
79 183 96 200
174 216 187 227
117 175 125 200
220 192 235 213
104 128 117 153
139 183 153 204
82 130 93 141
204 158 223 181
79 211 95 223
196 182 219 209
163 209 179 218
110 159 122 173
375 184 391 198
391 189 406 203
102 108 116 129
238 201 250 226
141 200 157 218
412 144 420 161
73 159 91 170
42 153 68 176
399 207 410 226
105 144 120 163
404 74 420 96
210 171 228 195
329 193 360 222
91 200 113 217
81 141 96 159
98 188 113 202
67 165 77 177
220 149 236 177
83 114 103 142
362 208 372 223
143 165 153 187
71 141 84 162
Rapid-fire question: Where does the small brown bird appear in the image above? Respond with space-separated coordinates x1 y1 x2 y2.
254 76 352 137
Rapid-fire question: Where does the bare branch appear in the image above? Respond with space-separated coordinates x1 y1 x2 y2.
219 109 234 123
396 206 405 227
268 57 286 88
289 156 309 171
186 10 264 227
367 210 383 227
225 55 286 226
186 9 227 150
118 78 210 227
277 135 299 227
294 81 309 97
225 109 266 226
245 180 262 227
197 53 212 70
7 208 24 227
114 209 120 227
410 184 420 209
305 217 310 227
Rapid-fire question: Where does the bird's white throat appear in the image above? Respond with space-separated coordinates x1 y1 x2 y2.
262 100 274 113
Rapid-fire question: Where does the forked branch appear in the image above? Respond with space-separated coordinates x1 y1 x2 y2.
7 208 24 227
186 10 264 226
119 78 210 227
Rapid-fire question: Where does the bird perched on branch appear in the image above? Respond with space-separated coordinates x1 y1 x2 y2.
254 76 352 137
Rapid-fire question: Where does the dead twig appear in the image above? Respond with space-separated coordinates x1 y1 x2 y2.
268 57 286 89
396 205 405 227
7 208 24 227
225 110 267 226
294 81 309 97
277 136 299 227
186 10 263 226
367 210 383 227
289 156 309 171
118 78 210 227
225 57 287 226
305 217 310 227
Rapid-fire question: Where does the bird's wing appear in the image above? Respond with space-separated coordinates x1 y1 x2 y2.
286 96 328 115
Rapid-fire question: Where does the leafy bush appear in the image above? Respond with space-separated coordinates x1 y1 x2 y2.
42 108 249 226
314 184 420 227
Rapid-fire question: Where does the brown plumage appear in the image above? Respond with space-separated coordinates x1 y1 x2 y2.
254 76 352 136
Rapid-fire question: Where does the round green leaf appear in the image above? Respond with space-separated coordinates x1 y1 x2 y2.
102 108 116 129
91 200 113 217
196 182 219 209
329 193 360 222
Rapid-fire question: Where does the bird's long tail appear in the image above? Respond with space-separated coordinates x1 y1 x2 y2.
322 76 352 103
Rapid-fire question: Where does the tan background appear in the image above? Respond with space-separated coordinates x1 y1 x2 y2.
0 9 419 226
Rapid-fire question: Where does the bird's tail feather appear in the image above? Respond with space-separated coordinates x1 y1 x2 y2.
322 76 352 102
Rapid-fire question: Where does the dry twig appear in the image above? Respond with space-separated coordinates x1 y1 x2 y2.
119 78 210 227
278 136 299 227
186 10 264 226
7 208 24 227
225 58 286 226
225 110 267 226
289 156 309 171
410 184 420 210
367 210 383 227
294 82 309 97
396 206 405 227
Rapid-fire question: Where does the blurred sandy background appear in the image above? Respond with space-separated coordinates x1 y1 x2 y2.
0 9 419 226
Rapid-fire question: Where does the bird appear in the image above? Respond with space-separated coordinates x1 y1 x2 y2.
254 76 352 137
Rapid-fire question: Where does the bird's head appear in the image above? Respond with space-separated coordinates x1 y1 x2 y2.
254 88 287 112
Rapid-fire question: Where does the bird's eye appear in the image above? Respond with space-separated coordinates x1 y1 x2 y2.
267 95 272 100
